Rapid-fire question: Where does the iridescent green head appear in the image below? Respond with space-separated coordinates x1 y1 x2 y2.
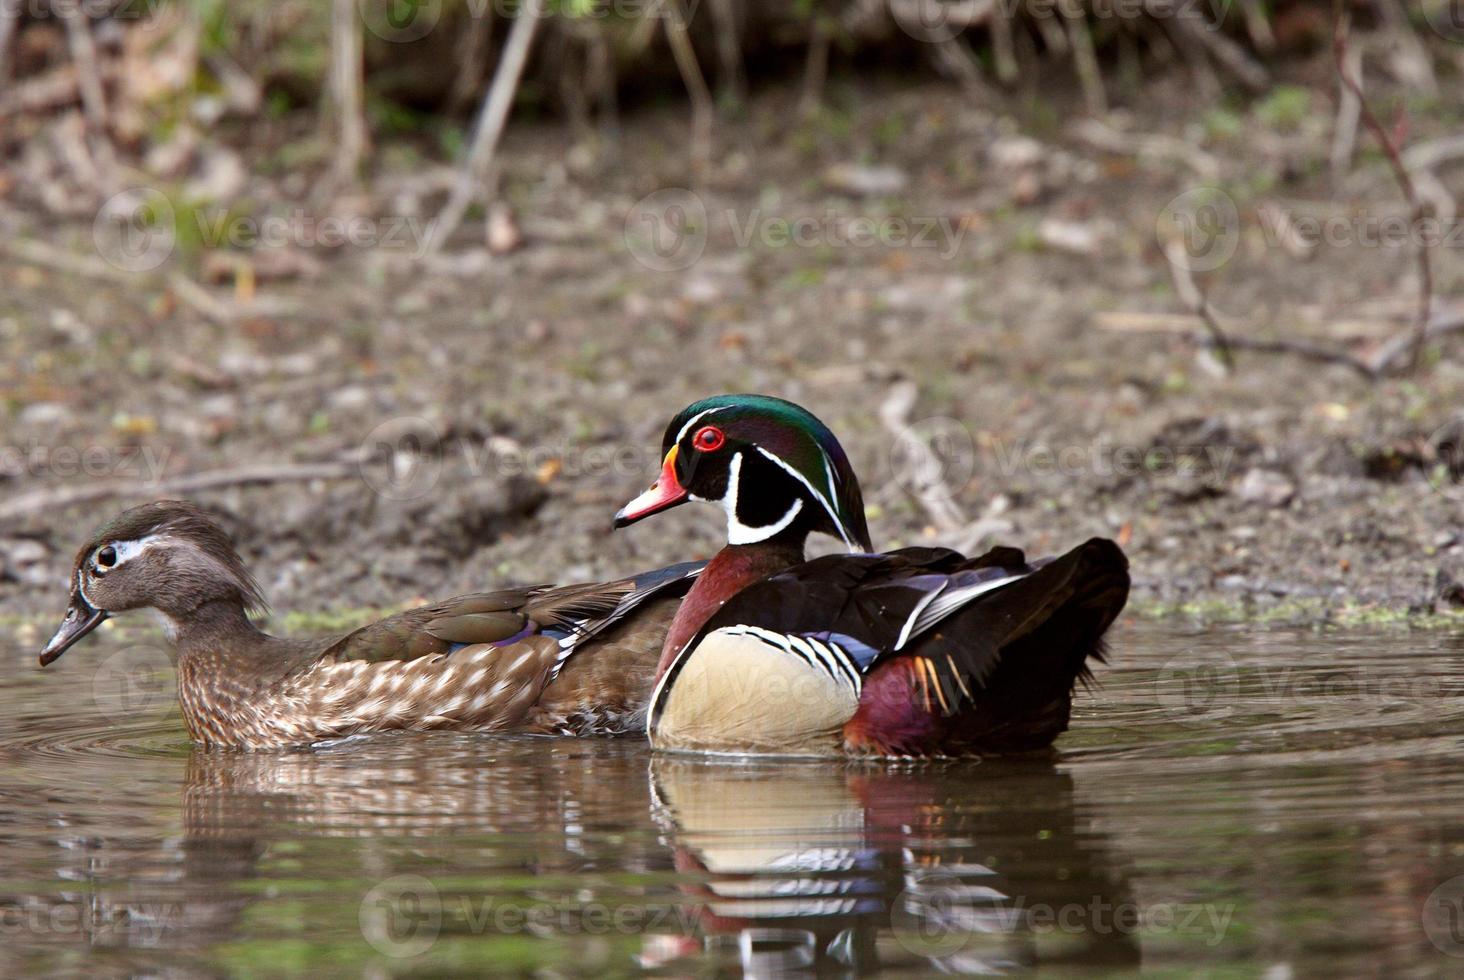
614 394 873 551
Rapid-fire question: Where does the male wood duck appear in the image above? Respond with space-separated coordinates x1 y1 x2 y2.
40 500 702 749
612 394 1130 757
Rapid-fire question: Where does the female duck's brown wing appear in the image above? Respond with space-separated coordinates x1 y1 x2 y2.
650 541 1127 755
263 563 702 743
523 561 706 735
317 560 704 667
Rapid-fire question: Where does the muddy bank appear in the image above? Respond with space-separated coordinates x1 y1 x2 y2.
2 70 1463 628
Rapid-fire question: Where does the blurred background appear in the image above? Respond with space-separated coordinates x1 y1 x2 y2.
1 0 1462 626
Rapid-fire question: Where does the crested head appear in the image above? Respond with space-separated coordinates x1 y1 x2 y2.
41 500 267 665
615 394 873 552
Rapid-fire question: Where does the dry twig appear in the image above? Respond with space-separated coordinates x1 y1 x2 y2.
0 463 358 525
660 0 714 169
879 381 968 536
1062 3 1107 116
799 17 831 118
988 0 1018 83
1334 10 1433 373
1162 240 1235 373
707 0 745 106
422 0 546 256
0 0 19 83
327 0 370 188
1329 37 1362 178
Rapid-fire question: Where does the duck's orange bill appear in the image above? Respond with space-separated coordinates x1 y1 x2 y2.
614 445 688 528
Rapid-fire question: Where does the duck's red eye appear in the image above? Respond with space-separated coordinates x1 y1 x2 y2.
693 425 725 452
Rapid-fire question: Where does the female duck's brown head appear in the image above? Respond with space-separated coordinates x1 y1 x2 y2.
40 501 267 665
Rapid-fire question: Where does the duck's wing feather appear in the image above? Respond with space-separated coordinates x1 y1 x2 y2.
318 560 705 667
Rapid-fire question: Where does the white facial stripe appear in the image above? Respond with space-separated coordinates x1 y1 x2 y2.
754 446 857 550
109 537 156 567
674 406 729 446
76 568 96 608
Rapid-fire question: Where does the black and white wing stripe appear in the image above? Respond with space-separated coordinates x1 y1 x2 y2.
719 626 868 694
545 560 705 676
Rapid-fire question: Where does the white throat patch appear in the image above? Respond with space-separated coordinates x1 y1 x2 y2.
720 451 806 545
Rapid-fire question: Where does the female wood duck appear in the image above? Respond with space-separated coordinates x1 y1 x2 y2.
40 500 702 749
612 394 1130 757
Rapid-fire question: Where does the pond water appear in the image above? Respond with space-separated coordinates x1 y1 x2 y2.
1 619 1463 977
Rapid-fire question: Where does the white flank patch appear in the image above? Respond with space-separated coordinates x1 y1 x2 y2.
651 625 862 753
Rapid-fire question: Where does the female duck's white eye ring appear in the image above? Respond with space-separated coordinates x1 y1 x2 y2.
94 545 117 573
693 425 725 452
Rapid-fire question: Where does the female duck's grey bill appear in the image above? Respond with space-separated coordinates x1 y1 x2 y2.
39 599 108 666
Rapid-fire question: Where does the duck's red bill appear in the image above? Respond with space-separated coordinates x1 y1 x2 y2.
614 446 689 528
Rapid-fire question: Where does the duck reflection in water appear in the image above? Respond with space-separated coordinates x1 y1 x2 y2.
647 757 1140 975
71 740 1134 975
